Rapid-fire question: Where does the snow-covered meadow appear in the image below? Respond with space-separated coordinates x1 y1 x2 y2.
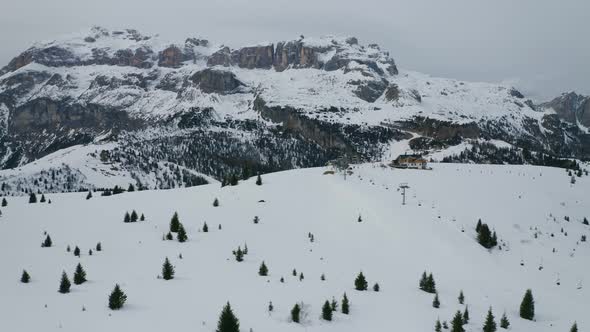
1 163 588 332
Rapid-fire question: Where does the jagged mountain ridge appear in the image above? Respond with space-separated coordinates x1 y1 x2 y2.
0 26 588 194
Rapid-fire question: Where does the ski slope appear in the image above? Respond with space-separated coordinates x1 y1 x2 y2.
0 163 588 332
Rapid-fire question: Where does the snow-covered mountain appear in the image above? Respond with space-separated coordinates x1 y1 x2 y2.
1 163 588 332
0 27 588 194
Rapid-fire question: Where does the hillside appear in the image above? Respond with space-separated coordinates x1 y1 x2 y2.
1 27 589 194
1 163 588 331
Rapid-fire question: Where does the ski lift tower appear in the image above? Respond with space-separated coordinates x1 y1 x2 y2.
399 183 410 205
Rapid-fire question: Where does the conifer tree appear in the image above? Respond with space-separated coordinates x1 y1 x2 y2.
256 174 262 186
162 257 175 280
203 222 209 232
67 245 71 252
420 271 428 290
177 223 188 242
476 219 482 232
130 210 138 222
21 270 30 283
322 300 333 321
243 243 248 255
88 249 93 255
299 272 304 281
216 302 240 332
29 193 37 203
443 321 449 329
519 289 535 320
268 301 273 312
73 263 87 285
291 303 301 323
2 198 7 206
166 232 173 240
253 216 259 224
108 284 127 310
483 307 497 332
433 292 440 308
292 269 297 276
330 297 338 311
170 212 180 232
42 234 52 247
258 261 268 276
355 272 368 291
426 273 436 293
40 194 46 203
341 293 350 314
213 198 219 207
458 290 465 304
358 214 362 222
86 191 92 200
73 246 80 257
235 247 244 262
451 310 464 332
140 213 145 221
96 242 102 251
435 319 442 332
321 273 326 281
373 283 380 292
58 271 71 294
499 313 510 329
128 183 135 192
463 306 470 324
124 212 131 223
570 322 578 332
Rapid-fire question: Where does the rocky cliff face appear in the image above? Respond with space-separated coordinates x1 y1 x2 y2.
0 26 588 194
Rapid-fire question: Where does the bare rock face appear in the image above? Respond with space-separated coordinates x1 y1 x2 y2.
350 78 389 103
190 69 244 94
207 47 231 67
231 45 274 69
273 41 323 71
159 46 184 68
539 92 590 127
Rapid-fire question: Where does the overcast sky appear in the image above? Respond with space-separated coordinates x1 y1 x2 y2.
0 0 588 101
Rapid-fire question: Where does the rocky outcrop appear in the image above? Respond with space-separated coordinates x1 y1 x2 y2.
231 45 274 69
273 40 323 71
190 69 244 94
539 92 590 127
207 47 231 67
158 46 184 68
350 78 389 102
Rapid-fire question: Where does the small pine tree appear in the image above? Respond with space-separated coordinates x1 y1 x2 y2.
519 289 535 320
268 301 274 312
96 242 102 251
476 219 482 232
166 232 173 240
140 213 145 221
435 319 443 332
463 306 470 324
570 322 578 332
1 198 7 206
124 212 131 223
128 183 135 192
358 214 362 222
420 271 428 290
243 243 248 255
253 216 259 224
203 222 209 232
373 282 380 292
291 303 301 323
73 246 80 257
330 297 338 311
322 300 333 321
292 269 297 276
88 249 93 255
170 212 180 232
162 257 175 280
256 174 262 185
342 293 350 314
500 313 510 329
130 210 138 222
67 245 71 252
42 235 52 248
235 247 244 262
433 292 440 308
583 217 589 225
280 277 285 283
177 223 188 242
29 193 37 203
58 271 71 294
483 307 497 332
299 272 304 281
426 273 436 293
321 273 326 281
40 194 46 203
451 310 465 332
458 290 465 304
108 284 127 310
443 321 449 329
216 302 240 332
258 261 268 276
86 191 92 200
355 272 368 291
21 270 30 283
73 263 87 285
213 198 219 207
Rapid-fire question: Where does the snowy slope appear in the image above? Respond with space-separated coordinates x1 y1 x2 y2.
1 163 588 332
